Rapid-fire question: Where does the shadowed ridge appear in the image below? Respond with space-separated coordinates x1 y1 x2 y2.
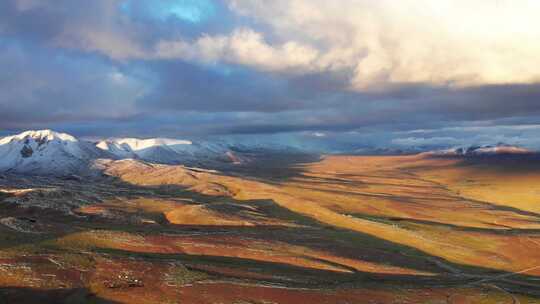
0 287 121 304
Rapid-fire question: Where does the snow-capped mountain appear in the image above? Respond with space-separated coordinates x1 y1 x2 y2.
96 138 238 165
425 144 534 157
0 130 111 175
0 131 245 175
96 138 192 160
0 130 303 175
2 130 538 176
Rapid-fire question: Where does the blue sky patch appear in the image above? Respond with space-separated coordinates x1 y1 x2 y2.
120 0 216 24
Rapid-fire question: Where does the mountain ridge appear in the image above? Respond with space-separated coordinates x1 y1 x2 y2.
0 129 112 175
0 130 271 175
1 130 537 175
424 143 534 157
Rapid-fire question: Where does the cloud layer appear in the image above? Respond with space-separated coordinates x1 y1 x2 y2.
1 0 540 150
228 0 540 89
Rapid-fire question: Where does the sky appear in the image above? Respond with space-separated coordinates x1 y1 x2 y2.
1 0 540 151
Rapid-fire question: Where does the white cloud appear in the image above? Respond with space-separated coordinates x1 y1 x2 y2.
312 132 326 137
155 28 319 72
226 0 540 90
41 0 540 91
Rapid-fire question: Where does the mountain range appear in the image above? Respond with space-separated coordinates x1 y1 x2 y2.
0 130 536 175
0 130 245 175
424 144 534 157
0 130 110 175
96 137 236 166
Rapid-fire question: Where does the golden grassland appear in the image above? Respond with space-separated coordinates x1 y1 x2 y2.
106 155 540 275
1 154 540 303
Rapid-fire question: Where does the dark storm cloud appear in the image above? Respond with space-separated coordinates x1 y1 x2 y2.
138 60 297 113
1 0 540 150
0 1 123 45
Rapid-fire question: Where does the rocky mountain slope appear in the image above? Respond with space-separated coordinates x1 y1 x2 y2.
0 130 256 175
0 130 111 175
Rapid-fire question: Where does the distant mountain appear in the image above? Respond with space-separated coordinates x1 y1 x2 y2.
424 144 534 157
5 130 536 176
96 138 239 166
0 130 111 175
0 130 249 175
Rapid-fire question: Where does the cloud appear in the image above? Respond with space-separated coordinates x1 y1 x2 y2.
6 0 540 89
227 0 540 90
1 0 540 151
391 136 462 147
0 39 150 129
390 122 540 150
155 28 320 72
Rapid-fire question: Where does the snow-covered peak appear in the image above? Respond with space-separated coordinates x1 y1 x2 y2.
470 145 531 155
0 129 77 145
0 130 310 175
96 137 236 165
425 144 534 157
0 130 107 175
97 137 192 152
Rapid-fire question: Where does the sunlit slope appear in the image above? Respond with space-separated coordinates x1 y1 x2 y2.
2 155 540 302
103 156 540 278
408 157 540 214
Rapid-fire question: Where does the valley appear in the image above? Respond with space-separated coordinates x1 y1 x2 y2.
1 153 540 303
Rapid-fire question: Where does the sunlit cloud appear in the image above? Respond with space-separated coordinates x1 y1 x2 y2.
227 0 540 90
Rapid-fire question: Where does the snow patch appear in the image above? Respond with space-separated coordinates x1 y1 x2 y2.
425 144 534 157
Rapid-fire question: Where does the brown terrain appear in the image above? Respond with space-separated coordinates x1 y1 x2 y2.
1 154 540 303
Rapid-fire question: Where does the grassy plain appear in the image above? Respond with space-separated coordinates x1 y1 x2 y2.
1 154 540 303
